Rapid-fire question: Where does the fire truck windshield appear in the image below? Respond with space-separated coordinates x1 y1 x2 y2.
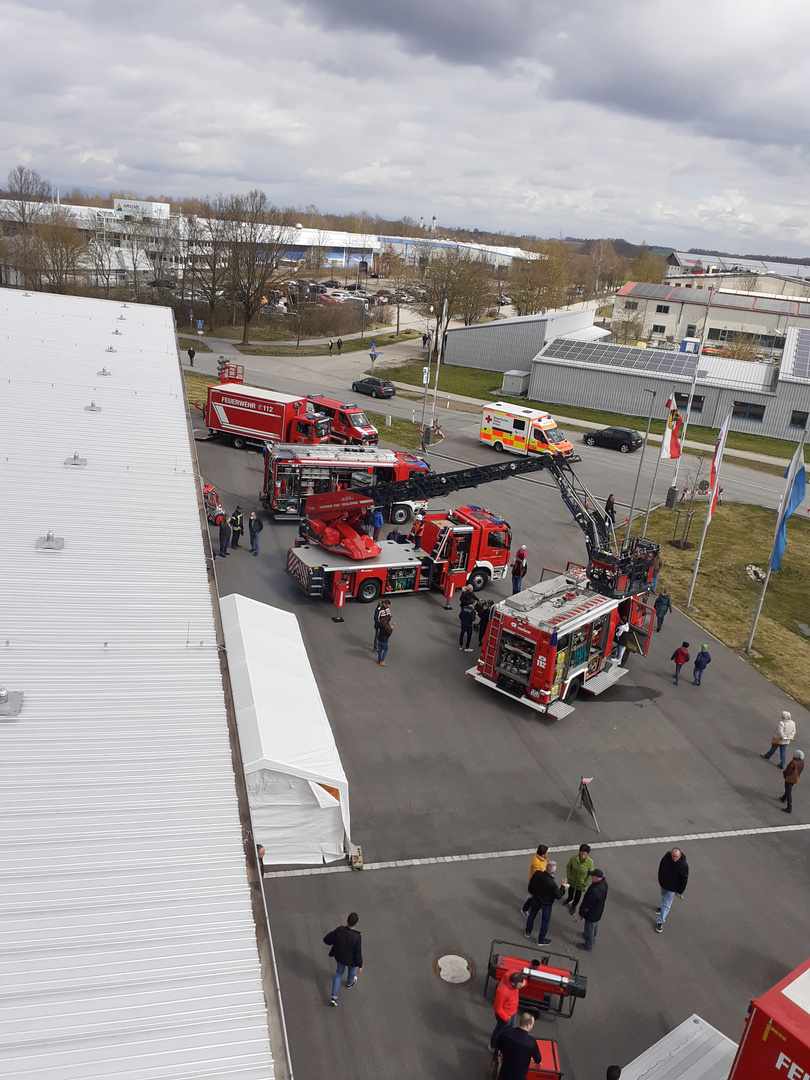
353 411 370 427
488 528 509 549
314 418 330 438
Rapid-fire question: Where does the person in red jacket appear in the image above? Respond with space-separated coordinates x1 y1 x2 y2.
488 971 526 1053
670 642 690 685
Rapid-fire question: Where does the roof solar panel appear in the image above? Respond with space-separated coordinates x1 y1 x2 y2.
540 337 697 379
753 297 794 315
716 293 753 309
791 328 810 380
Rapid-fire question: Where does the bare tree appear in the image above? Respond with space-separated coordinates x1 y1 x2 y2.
187 197 233 332
36 207 87 293
630 244 666 284
3 165 52 287
726 330 759 362
454 255 496 325
508 242 569 316
224 191 295 344
588 239 616 297
419 248 477 352
612 310 646 344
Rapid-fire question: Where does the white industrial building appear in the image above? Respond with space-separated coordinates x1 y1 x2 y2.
528 329 810 442
0 288 286 1078
666 250 810 281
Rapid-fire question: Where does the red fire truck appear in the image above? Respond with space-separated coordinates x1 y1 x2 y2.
205 383 331 450
306 395 379 445
468 566 653 719
286 495 512 604
261 444 430 521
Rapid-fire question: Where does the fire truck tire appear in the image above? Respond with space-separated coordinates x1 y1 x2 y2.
231 435 246 450
585 436 596 446
564 678 582 704
357 579 382 603
620 443 631 453
391 504 411 525
467 568 490 592
493 441 505 453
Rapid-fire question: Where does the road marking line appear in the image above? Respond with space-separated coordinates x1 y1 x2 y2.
262 823 809 878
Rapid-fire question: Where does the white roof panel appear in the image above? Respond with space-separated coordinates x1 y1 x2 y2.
0 288 274 1078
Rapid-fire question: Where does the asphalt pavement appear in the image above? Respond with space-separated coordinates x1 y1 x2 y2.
195 406 810 1080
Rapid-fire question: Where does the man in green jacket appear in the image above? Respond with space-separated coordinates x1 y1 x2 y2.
563 844 594 916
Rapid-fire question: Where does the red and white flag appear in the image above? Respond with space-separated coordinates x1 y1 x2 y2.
708 413 731 522
660 391 683 460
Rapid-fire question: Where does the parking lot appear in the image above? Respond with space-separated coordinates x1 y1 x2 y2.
196 406 809 1079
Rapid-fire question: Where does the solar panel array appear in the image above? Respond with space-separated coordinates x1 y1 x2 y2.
792 329 810 381
540 338 698 377
628 283 672 300
715 293 753 309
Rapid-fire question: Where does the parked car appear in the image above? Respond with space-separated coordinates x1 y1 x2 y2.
321 279 341 288
583 427 643 453
351 376 396 399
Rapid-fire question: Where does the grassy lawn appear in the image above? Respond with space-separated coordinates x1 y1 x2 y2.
177 335 213 352
233 329 420 357
183 370 218 410
630 504 810 707
380 360 801 461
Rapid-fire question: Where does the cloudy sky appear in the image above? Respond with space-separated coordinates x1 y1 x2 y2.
3 0 810 253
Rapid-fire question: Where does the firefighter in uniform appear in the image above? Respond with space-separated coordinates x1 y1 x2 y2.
230 506 244 549
410 513 425 550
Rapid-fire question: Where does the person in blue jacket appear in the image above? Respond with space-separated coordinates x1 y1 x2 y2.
693 644 711 685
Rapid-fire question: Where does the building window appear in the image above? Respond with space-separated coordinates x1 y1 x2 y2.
685 283 693 288
732 401 765 422
790 410 809 429
686 324 697 337
624 300 638 310
652 324 666 334
675 393 704 413
708 327 728 341
656 304 670 314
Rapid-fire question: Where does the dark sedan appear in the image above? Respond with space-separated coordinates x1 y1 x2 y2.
583 427 643 453
351 376 396 399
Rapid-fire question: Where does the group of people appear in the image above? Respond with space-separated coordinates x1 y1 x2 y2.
372 598 393 667
326 338 343 356
761 711 804 813
459 585 494 651
217 505 263 557
516 843 609 953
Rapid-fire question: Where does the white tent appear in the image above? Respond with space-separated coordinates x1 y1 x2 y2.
220 593 351 866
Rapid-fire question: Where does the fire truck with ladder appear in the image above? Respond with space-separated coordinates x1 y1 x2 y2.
285 454 659 639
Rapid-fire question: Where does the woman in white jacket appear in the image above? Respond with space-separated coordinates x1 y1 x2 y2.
761 711 797 769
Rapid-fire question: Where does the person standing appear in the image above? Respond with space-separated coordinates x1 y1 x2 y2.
780 750 804 814
218 514 231 558
761 711 797 769
336 337 343 355
671 642 690 685
613 619 630 663
692 644 711 685
604 494 616 525
328 339 333 356
459 603 475 652
651 552 663 592
655 847 688 933
248 511 263 556
410 513 425 550
511 546 527 594
187 346 195 367
422 332 428 348
323 912 363 1007
489 971 526 1053
229 505 244 549
459 584 476 608
577 868 608 951
377 613 393 667
476 598 494 647
495 1012 543 1080
563 844 594 916
524 860 565 945
370 507 384 541
654 589 672 632
520 845 548 917
373 598 390 652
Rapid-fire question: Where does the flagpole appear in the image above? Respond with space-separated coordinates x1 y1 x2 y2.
685 497 713 608
745 494 782 654
672 287 715 489
686 410 729 608
643 385 673 537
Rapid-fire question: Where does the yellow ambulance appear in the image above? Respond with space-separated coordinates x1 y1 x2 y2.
479 402 575 458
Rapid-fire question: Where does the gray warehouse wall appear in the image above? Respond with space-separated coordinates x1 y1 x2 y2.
443 309 597 373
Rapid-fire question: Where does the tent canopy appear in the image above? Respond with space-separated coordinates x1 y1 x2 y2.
220 593 351 866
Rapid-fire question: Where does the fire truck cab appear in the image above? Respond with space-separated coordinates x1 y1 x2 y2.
306 395 379 445
469 568 653 719
480 403 575 459
262 444 429 520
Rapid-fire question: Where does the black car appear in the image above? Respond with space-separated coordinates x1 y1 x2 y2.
351 376 396 399
321 279 341 289
583 427 643 453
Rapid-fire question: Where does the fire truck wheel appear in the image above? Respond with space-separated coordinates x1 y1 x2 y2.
492 441 505 453
564 678 582 704
391 504 411 525
231 435 246 450
357 579 382 603
467 568 489 592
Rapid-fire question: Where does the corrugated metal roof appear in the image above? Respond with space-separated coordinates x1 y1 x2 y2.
0 288 275 1079
670 251 810 279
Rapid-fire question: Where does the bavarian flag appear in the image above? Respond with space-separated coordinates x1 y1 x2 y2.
660 391 683 460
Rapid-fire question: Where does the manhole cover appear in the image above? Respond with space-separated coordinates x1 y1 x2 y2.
434 953 474 985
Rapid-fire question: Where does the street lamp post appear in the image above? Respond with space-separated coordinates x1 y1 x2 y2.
624 388 656 545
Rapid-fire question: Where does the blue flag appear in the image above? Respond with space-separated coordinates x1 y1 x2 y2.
772 442 806 571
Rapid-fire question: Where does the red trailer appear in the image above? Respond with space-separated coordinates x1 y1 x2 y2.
205 383 330 450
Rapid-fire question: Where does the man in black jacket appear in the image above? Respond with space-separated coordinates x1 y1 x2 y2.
577 869 608 951
496 1012 542 1080
248 511 263 556
524 860 565 946
655 847 688 933
323 912 363 1006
